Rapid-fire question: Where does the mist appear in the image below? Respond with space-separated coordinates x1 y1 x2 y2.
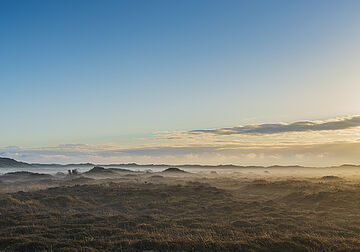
2 160 360 250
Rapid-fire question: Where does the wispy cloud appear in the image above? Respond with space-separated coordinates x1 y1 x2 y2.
187 116 360 136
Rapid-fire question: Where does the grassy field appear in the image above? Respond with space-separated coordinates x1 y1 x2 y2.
1 167 360 251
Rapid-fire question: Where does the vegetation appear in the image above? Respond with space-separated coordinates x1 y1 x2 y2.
1 167 360 251
162 167 188 173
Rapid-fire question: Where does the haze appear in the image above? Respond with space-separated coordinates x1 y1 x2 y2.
1 0 360 166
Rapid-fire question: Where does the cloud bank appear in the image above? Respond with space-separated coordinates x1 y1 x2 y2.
1 116 360 166
188 116 360 136
2 140 360 166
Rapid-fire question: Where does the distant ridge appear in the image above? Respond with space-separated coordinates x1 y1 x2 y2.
0 157 94 168
1 157 360 169
32 162 94 168
0 157 33 168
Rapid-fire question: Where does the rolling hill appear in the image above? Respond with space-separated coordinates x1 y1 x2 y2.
0 157 33 168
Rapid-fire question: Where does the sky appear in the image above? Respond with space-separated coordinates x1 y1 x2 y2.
1 0 360 166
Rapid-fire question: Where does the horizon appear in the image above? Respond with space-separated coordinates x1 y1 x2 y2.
1 156 360 168
2 1 360 166
3 2 360 251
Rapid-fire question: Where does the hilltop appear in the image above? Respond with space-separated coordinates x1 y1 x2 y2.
0 157 33 168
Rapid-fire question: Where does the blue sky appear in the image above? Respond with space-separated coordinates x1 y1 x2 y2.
1 1 360 165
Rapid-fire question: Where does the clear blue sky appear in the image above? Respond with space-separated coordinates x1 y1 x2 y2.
1 1 360 165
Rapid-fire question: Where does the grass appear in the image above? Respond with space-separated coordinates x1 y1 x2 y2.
1 169 360 251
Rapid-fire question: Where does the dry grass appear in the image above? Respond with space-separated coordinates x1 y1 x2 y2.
1 169 360 251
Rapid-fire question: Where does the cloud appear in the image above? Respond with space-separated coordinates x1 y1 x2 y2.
1 115 360 166
188 116 360 136
2 141 360 166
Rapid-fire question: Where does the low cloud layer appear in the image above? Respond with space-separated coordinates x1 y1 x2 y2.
1 116 360 166
2 140 360 167
189 116 360 136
